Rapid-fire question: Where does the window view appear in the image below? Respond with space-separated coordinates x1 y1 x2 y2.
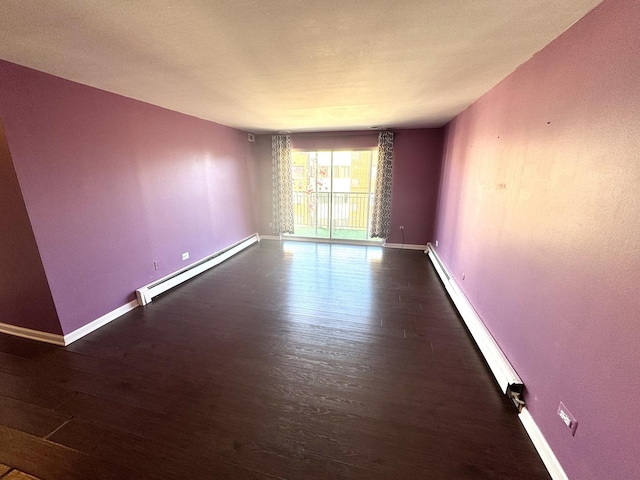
288 150 378 240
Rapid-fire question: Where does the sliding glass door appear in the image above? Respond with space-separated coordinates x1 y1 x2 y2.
289 149 378 240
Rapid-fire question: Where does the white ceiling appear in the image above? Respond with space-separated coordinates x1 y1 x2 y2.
0 0 602 133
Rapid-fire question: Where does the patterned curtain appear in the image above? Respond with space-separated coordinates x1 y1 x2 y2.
272 135 294 234
371 131 394 239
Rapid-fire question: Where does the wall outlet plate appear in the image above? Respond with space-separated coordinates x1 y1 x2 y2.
182 252 189 261
558 402 578 436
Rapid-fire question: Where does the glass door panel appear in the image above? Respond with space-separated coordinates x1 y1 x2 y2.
290 149 377 240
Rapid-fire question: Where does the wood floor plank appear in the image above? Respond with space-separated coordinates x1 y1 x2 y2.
0 397 70 438
0 240 550 479
0 425 143 480
48 418 285 480
3 471 40 480
0 350 176 415
0 463 11 475
0 371 75 410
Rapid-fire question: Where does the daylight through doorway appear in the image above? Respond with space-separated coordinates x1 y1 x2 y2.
287 150 379 241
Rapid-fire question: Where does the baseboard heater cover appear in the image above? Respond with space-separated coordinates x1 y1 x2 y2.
136 233 259 306
384 242 428 251
426 243 524 410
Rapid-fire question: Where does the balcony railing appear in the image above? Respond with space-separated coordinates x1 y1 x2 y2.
291 191 374 239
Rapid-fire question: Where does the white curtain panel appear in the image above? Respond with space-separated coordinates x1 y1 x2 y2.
371 131 394 239
271 135 295 234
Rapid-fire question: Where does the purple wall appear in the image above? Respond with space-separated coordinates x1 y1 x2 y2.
291 132 379 151
0 120 61 334
256 129 444 245
433 0 640 478
387 129 443 245
0 60 258 335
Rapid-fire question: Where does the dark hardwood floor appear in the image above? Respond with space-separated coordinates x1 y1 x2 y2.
0 240 550 479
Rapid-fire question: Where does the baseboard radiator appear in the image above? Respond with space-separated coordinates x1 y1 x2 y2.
136 233 259 306
426 243 525 411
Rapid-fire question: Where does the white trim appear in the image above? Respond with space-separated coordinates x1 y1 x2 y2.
258 234 282 240
519 408 569 480
0 299 140 346
0 322 65 346
136 233 259 306
63 300 139 345
425 243 521 393
280 235 383 247
384 243 428 251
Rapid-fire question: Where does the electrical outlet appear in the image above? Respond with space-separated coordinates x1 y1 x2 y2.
182 252 189 261
558 402 578 436
435 240 439 247
399 225 404 230
153 261 159 271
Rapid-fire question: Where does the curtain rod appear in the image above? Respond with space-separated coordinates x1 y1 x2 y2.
286 131 384 137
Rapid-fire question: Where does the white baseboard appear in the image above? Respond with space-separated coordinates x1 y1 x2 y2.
0 298 139 346
63 299 139 345
519 408 569 480
384 242 428 250
0 322 65 346
258 234 282 240
426 243 521 393
280 235 383 247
